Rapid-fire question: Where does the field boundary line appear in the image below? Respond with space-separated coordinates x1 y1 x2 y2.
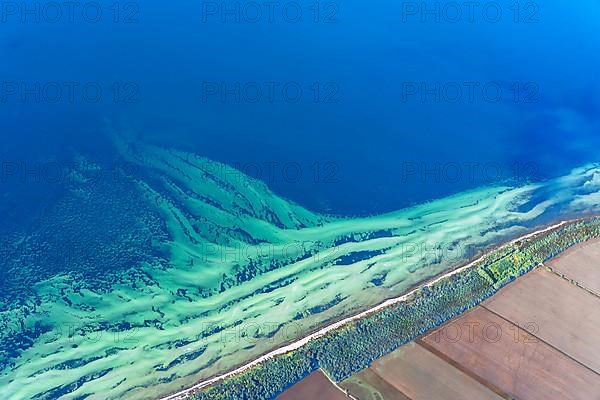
480 304 600 377
320 369 360 400
543 264 600 299
415 335 511 399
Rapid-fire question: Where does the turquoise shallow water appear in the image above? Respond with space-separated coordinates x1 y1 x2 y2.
1 136 599 399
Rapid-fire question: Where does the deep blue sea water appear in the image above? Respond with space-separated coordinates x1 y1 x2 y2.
1 0 599 215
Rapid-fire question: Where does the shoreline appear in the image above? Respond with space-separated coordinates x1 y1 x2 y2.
157 218 576 400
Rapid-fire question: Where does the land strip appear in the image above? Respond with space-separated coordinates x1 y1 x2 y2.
335 239 600 400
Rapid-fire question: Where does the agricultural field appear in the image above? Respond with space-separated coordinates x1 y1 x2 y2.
352 342 500 400
286 231 600 400
483 268 600 374
422 306 599 400
276 370 347 400
340 368 410 400
546 238 600 295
